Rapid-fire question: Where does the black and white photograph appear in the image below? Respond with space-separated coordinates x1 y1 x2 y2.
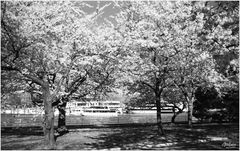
1 1 239 150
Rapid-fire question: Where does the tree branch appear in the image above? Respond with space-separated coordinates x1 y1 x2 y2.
67 76 87 96
23 74 45 86
94 68 114 91
140 81 155 91
1 66 20 72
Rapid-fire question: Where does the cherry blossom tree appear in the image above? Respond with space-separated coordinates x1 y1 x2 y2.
114 1 205 134
1 1 118 148
113 1 231 130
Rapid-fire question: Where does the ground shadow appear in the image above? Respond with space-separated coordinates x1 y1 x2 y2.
66 124 239 150
1 124 239 150
1 127 43 136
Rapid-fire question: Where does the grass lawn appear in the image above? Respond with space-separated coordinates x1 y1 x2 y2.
1 124 239 150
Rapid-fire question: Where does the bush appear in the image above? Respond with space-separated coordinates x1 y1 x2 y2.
193 86 220 121
222 88 239 122
193 85 239 123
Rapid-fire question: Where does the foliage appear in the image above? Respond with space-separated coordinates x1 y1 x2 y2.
124 81 155 108
1 1 118 104
221 87 239 122
5 93 21 107
193 85 239 122
196 1 239 88
193 86 222 121
162 88 186 109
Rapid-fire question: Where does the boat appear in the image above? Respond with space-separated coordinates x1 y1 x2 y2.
66 100 123 116
70 106 121 116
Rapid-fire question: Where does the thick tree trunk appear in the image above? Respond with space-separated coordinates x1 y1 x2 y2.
57 101 69 134
155 90 165 135
187 97 194 127
42 86 56 149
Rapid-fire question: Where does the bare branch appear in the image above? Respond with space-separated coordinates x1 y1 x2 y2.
140 81 155 91
23 74 45 86
94 68 114 91
67 75 87 96
1 66 20 72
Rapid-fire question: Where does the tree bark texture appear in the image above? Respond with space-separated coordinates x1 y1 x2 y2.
155 90 165 135
187 97 194 127
57 100 68 134
42 85 56 149
172 112 180 123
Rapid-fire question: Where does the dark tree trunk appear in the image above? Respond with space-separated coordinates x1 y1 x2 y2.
171 113 177 123
171 110 182 123
42 85 56 149
171 105 184 123
171 106 176 123
155 90 165 135
187 97 194 127
57 101 68 134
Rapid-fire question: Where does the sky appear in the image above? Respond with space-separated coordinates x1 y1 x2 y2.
82 1 120 26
